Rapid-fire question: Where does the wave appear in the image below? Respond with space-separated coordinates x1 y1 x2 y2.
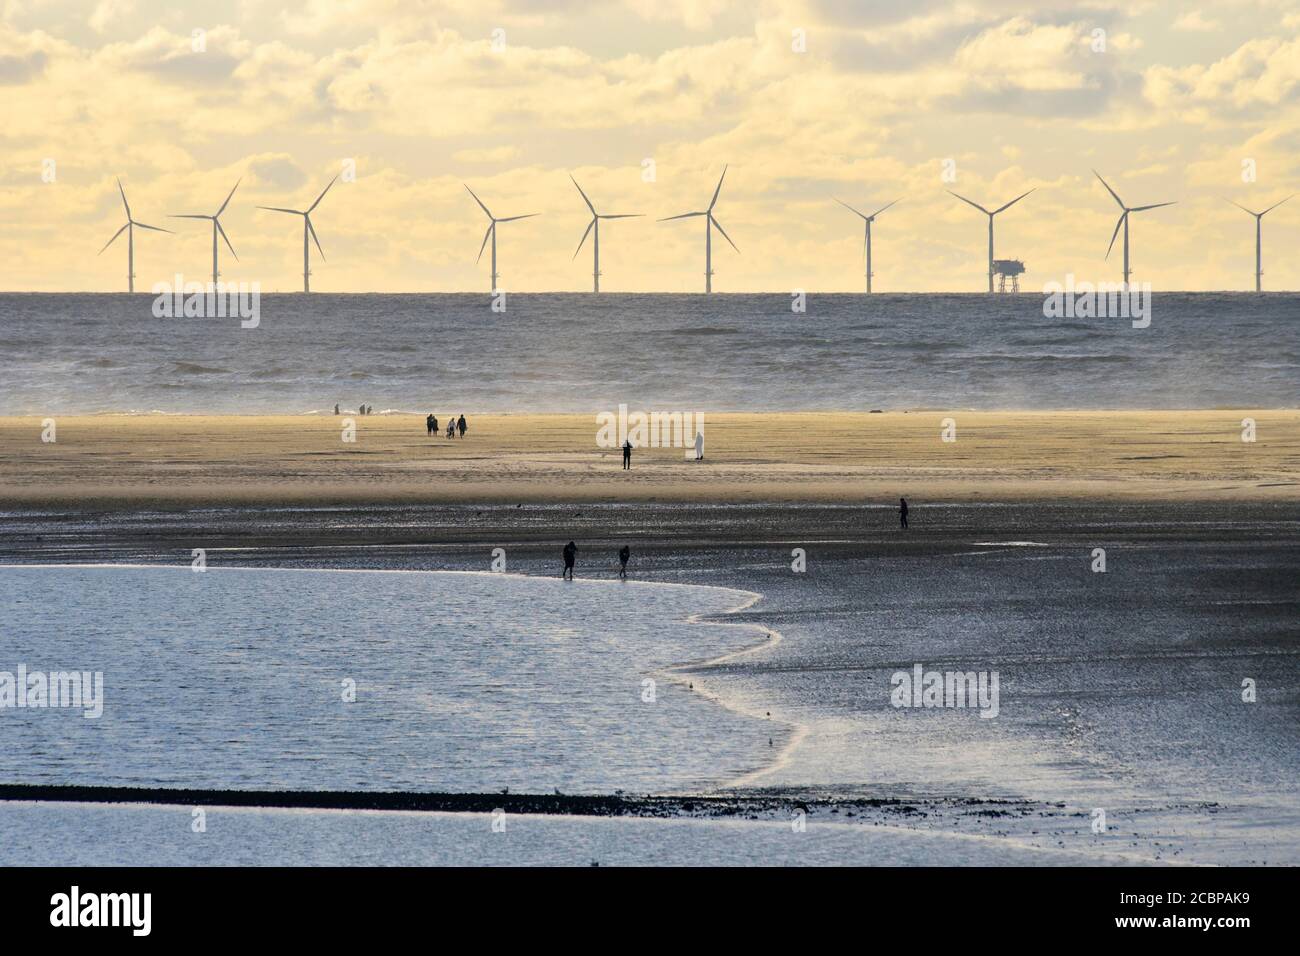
167 361 231 375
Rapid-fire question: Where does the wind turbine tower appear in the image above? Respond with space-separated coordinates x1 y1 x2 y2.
465 185 538 292
171 179 241 286
570 176 641 292
834 197 899 293
98 178 172 293
1227 196 1291 292
258 176 338 292
1093 170 1176 288
659 166 738 293
948 188 1034 293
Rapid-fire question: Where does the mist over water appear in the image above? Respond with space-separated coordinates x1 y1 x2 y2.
1 292 1297 414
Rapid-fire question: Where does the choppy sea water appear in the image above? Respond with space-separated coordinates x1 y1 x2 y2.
1 292 1296 413
0 565 778 794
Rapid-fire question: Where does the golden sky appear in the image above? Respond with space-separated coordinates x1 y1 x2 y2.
2 0 1300 292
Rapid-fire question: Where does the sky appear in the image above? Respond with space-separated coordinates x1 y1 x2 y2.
2 0 1299 292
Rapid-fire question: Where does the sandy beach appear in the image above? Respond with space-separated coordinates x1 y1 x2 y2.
2 409 1297 509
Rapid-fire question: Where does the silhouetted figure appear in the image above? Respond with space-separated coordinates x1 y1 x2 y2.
333 404 339 415
694 431 704 460
446 421 455 439
458 414 467 438
562 540 577 580
618 545 630 579
427 413 436 436
622 439 632 470
899 497 909 530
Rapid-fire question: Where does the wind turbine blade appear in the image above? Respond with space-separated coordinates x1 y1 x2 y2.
1105 212 1126 260
133 222 173 234
1130 202 1175 213
573 218 595 259
306 216 324 260
833 197 867 220
868 199 900 219
1225 199 1258 216
570 175 596 215
464 184 493 219
710 215 738 253
497 213 538 222
307 175 338 213
476 223 493 263
1261 195 1293 216
217 220 238 260
657 211 704 222
169 214 212 220
116 178 131 219
600 214 643 219
947 191 990 215
992 188 1034 215
98 223 129 255
708 165 728 212
258 206 303 215
216 178 241 216
1092 170 1124 209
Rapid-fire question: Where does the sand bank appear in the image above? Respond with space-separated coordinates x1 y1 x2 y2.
1 410 1296 508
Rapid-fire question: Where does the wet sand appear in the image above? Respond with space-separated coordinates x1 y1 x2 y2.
2 497 1297 865
1 409 1297 508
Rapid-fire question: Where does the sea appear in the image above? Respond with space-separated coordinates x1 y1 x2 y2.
0 292 1296 414
0 565 775 794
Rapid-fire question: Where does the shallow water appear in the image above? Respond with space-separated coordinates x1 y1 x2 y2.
2 292 1297 413
0 801 1134 867
0 565 778 793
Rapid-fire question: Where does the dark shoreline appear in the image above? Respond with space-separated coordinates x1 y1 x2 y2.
0 782 1029 819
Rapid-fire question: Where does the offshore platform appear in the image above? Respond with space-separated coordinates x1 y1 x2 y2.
992 258 1025 292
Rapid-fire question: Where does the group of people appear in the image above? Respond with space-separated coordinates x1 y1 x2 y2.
427 413 468 439
561 541 632 580
333 403 374 415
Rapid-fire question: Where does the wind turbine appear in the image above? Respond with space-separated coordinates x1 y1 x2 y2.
98 178 172 293
1093 170 1176 288
834 197 899 293
570 176 641 292
465 185 538 292
257 176 337 293
1226 196 1292 292
947 188 1034 293
171 179 240 287
659 166 737 293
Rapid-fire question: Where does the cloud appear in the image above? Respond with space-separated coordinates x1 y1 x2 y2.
0 47 41 82
88 0 135 34
452 145 520 164
1173 11 1220 32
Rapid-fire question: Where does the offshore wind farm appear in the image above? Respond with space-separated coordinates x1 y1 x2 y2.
60 163 1300 294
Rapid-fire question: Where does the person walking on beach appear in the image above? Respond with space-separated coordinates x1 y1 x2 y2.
618 545 630 579
458 414 467 438
693 431 704 461
622 439 632 470
333 403 340 416
446 420 455 440
427 413 436 436
899 497 909 530
562 540 577 580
